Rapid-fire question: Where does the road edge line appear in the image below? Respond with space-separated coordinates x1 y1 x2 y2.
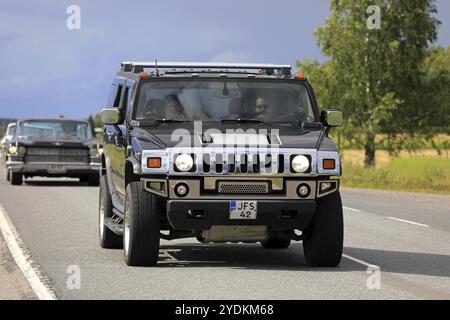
0 202 58 300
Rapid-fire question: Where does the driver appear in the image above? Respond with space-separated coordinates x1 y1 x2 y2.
164 94 186 119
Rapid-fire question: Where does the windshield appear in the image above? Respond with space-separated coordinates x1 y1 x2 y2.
18 120 91 140
135 79 316 123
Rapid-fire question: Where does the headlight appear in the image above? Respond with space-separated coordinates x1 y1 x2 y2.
90 147 99 157
17 146 26 155
175 154 194 172
8 146 17 154
291 155 310 173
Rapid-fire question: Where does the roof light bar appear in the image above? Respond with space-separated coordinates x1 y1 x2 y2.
120 61 292 75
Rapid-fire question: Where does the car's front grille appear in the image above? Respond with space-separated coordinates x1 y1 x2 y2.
218 181 269 194
173 151 289 175
25 147 89 163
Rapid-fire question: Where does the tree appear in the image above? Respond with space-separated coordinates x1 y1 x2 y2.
299 0 440 166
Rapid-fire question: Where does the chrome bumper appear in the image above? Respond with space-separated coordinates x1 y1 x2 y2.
143 176 340 200
6 161 101 173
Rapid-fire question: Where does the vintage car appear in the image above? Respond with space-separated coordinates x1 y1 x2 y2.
99 62 344 267
5 118 102 185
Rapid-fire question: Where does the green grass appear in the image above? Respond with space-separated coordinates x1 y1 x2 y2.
341 157 450 194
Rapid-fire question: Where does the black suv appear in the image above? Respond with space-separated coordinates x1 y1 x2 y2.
5 118 102 185
99 62 344 267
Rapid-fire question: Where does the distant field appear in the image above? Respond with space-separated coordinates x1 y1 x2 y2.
341 149 450 194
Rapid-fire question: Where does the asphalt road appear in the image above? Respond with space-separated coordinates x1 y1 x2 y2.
0 166 449 299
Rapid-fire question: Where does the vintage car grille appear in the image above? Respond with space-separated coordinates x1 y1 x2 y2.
218 181 269 194
25 147 89 163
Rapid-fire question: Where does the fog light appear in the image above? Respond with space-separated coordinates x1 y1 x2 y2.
297 184 310 198
175 183 189 197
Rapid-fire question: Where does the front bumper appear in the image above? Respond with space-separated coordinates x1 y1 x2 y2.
167 199 316 231
6 160 101 175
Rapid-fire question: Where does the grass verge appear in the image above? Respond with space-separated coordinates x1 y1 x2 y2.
340 150 450 195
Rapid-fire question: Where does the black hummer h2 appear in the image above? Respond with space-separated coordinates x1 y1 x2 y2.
100 62 344 267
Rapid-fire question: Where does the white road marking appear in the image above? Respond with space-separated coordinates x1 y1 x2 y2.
343 206 362 213
344 206 430 228
0 203 57 300
386 216 429 228
342 253 379 269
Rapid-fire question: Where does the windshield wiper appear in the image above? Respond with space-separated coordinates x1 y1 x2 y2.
137 119 190 126
220 118 273 126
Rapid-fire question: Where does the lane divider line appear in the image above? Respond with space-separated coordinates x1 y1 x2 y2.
343 206 362 213
344 206 430 228
0 203 58 300
386 216 429 228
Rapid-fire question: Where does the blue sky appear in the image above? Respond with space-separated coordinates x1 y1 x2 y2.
0 0 449 119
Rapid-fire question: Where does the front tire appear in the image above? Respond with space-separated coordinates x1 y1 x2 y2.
99 175 122 249
303 191 343 267
10 171 23 185
123 181 160 266
6 169 10 182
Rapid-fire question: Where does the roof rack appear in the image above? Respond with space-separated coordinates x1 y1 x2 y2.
120 61 291 76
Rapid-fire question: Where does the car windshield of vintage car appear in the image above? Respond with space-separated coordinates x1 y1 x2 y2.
17 120 91 140
135 80 316 123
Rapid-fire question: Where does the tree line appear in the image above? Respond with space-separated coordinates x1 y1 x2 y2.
297 0 450 166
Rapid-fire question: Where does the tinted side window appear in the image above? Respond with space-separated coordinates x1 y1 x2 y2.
113 85 123 108
120 87 129 110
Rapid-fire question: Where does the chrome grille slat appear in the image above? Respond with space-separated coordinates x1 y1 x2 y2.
25 147 89 163
163 147 326 176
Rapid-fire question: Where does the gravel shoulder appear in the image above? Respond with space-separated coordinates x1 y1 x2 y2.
0 232 36 300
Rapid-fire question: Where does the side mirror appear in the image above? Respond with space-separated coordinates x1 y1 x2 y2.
321 110 343 127
101 108 120 125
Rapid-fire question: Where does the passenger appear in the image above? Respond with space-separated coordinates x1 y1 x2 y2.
164 94 186 119
254 97 271 120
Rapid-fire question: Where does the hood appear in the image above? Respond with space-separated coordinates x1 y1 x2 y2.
131 122 326 150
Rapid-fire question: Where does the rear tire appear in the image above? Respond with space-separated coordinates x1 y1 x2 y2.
99 175 122 249
303 191 343 267
261 236 291 249
10 171 23 185
6 169 10 181
123 181 160 266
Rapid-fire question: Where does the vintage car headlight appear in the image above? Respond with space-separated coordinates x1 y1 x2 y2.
90 147 100 157
291 155 310 173
8 146 17 154
175 154 194 172
17 146 26 155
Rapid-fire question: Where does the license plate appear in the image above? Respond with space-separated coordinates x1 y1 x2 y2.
229 200 257 220
48 164 66 172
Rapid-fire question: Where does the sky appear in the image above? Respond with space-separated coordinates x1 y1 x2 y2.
0 0 449 119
